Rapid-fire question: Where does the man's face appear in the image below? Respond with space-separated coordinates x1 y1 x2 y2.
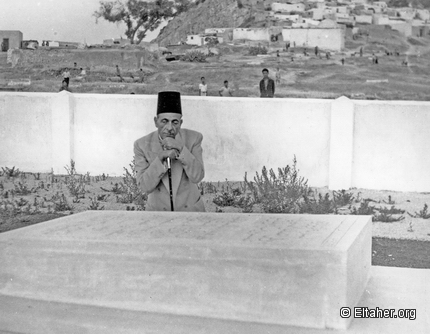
263 71 269 79
154 113 183 139
201 78 205 84
224 82 228 88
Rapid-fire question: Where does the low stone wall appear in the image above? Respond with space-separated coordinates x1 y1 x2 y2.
9 48 159 70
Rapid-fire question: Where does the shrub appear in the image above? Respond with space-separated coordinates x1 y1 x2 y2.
332 189 355 207
249 46 268 56
64 160 86 199
408 203 430 219
115 159 147 209
299 193 338 214
350 200 376 215
244 157 310 213
87 197 105 210
2 166 20 178
181 50 207 62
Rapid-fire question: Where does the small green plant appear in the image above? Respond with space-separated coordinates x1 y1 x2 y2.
87 197 105 210
249 45 268 56
115 159 147 209
198 181 217 195
0 199 21 217
96 194 110 202
299 192 338 214
215 206 223 213
332 190 355 207
2 166 21 178
15 197 29 207
64 160 86 199
350 200 377 215
379 205 405 215
407 221 414 232
369 205 405 222
53 194 74 212
373 210 404 223
13 181 36 195
408 203 430 219
213 180 241 207
101 183 124 194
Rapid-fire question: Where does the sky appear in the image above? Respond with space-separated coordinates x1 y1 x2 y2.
0 0 165 45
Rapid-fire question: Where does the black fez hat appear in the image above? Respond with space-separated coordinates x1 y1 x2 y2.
157 91 182 115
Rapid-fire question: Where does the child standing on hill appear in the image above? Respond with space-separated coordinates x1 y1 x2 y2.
199 77 208 96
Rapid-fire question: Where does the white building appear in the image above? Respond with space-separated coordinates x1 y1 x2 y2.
373 14 390 25
396 8 416 20
292 18 321 28
354 15 373 24
233 28 271 41
308 8 325 20
186 34 205 46
273 13 301 22
282 27 345 50
416 9 430 21
272 2 306 13
387 19 413 36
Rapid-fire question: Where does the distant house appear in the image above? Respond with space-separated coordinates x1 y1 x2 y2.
372 2 388 12
373 14 390 25
272 2 306 13
292 18 321 28
232 27 283 42
416 9 430 21
354 15 373 24
412 20 430 37
282 26 345 50
308 8 325 20
273 13 301 22
396 8 416 21
204 28 234 43
186 34 205 46
233 28 271 41
0 30 23 52
387 18 413 37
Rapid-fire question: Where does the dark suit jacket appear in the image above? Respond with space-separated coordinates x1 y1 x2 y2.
260 78 275 98
134 128 205 212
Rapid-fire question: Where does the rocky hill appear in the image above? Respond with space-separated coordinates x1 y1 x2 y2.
153 0 262 46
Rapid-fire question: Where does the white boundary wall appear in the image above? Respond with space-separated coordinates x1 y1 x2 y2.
1 92 430 192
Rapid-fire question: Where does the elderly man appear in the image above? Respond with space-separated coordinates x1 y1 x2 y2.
134 91 205 212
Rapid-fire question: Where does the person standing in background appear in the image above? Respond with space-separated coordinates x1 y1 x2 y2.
199 77 208 96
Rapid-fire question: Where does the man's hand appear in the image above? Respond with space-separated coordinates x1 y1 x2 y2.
161 137 184 153
158 149 178 163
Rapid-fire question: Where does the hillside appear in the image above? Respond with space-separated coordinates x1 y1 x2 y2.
154 0 259 46
389 0 430 9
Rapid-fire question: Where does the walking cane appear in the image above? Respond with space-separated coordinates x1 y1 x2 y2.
166 157 174 211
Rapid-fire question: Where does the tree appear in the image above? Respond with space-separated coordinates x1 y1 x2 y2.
94 0 185 44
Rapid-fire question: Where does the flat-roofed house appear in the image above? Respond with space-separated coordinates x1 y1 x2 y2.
0 30 23 52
